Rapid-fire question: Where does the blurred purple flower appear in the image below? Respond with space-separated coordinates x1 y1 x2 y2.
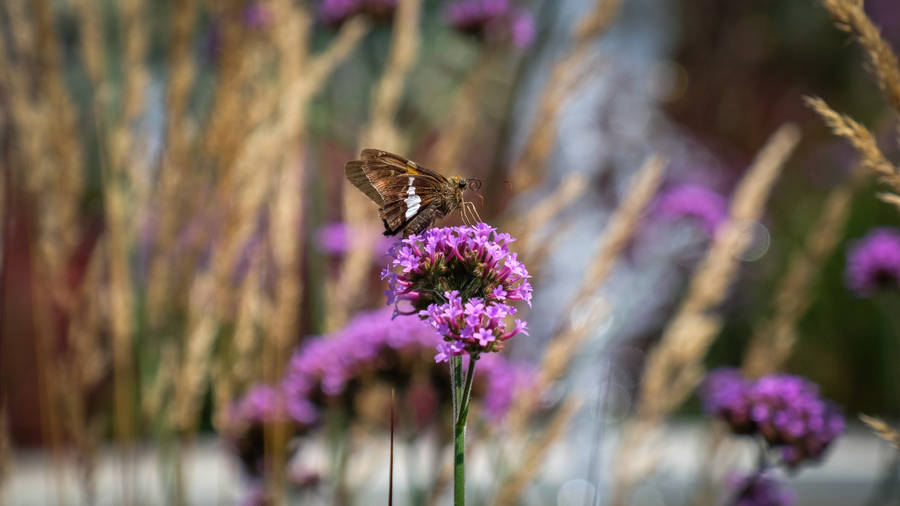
315 222 351 254
700 368 753 434
845 227 900 297
227 306 533 489
242 3 273 30
320 0 358 24
238 483 267 506
476 354 534 420
511 10 535 49
315 221 398 257
727 473 794 506
232 384 289 425
445 0 535 49
320 0 397 25
282 307 441 398
701 368 844 468
655 184 728 236
382 224 532 362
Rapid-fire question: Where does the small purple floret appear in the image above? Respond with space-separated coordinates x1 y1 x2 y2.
845 227 900 297
320 0 398 25
445 0 535 49
655 184 728 236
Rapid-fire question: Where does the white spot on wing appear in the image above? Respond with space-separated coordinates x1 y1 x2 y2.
405 180 421 219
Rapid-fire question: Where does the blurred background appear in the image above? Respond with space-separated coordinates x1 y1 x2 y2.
1 0 899 504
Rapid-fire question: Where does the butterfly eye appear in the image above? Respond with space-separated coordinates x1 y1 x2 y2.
458 180 467 189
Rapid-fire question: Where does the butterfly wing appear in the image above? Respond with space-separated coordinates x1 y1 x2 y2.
378 176 444 235
345 160 384 205
346 149 450 236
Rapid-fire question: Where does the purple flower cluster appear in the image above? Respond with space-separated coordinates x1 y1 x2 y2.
382 224 532 362
701 368 844 468
320 0 397 25
281 307 441 403
845 227 900 297
655 184 728 236
445 0 535 49
232 384 288 425
476 354 534 420
229 307 532 432
726 473 795 506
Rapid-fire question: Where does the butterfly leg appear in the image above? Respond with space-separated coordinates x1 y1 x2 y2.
463 201 482 225
400 204 439 237
460 202 474 226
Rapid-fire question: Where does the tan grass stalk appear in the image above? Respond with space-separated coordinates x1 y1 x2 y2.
223 250 268 425
491 398 582 506
73 0 106 87
169 272 219 432
358 0 422 153
330 0 422 331
146 0 200 328
99 3 150 500
811 1 900 211
610 124 800 505
60 244 108 497
202 2 256 170
510 175 589 256
877 192 900 209
821 0 900 113
428 52 495 170
264 3 369 373
860 414 900 449
506 155 667 433
143 342 179 424
232 255 267 386
805 97 900 197
262 6 326 494
33 0 84 268
511 0 625 192
173 10 367 433
166 13 369 434
5 1 85 498
743 164 868 376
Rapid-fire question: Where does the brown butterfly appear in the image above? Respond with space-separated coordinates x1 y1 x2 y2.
345 149 482 237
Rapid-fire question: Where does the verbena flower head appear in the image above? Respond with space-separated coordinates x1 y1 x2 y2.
382 224 532 362
726 473 795 506
232 384 288 425
655 184 728 236
282 307 441 400
320 0 397 25
445 0 535 49
701 368 844 468
845 227 900 297
700 368 754 434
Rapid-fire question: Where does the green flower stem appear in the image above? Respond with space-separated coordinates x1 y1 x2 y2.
451 355 478 506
